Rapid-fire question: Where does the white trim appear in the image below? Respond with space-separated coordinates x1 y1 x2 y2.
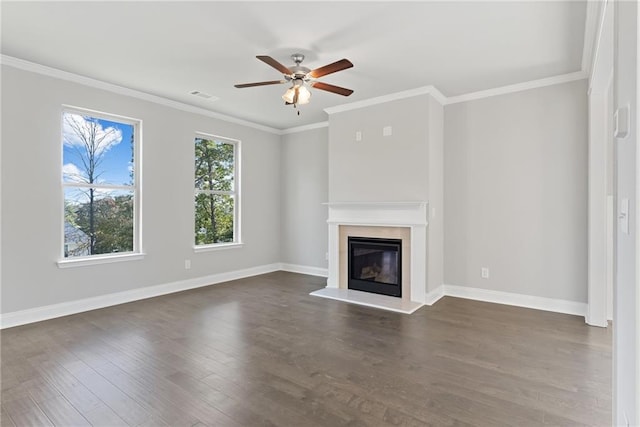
0 55 281 135
424 285 445 306
325 201 429 227
324 86 446 115
583 0 605 78
0 263 280 329
323 201 427 209
3 55 590 130
279 263 328 277
57 253 146 268
442 284 587 317
445 71 588 105
281 121 328 135
425 86 448 105
193 243 244 253
312 280 587 318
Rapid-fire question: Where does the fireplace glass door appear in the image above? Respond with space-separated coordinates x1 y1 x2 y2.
348 236 402 297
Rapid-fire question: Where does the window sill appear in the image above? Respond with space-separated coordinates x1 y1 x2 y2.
193 242 244 253
57 253 146 269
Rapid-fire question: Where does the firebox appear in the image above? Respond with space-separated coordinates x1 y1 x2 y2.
348 236 402 297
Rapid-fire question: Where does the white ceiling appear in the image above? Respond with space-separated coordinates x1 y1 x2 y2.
1 1 587 130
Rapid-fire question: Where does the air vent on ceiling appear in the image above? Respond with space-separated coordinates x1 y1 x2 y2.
189 90 218 100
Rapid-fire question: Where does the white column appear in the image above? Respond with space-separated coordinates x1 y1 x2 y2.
326 223 340 288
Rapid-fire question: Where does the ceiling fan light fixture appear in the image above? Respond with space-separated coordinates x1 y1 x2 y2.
282 87 296 104
282 84 311 105
297 86 311 105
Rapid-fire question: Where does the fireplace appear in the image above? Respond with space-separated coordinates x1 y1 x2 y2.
348 236 402 297
311 201 427 313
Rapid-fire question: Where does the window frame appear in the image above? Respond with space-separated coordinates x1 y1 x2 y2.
57 105 143 268
193 132 242 251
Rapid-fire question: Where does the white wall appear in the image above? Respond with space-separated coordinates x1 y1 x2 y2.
444 80 588 303
280 127 328 269
1 65 281 314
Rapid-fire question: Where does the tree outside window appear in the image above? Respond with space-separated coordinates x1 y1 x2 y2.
62 109 139 258
194 136 238 246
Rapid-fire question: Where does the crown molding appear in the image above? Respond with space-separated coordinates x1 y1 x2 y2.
281 121 328 135
324 85 447 115
0 55 282 135
582 0 605 77
445 71 588 105
323 72 587 115
3 54 589 132
587 0 612 93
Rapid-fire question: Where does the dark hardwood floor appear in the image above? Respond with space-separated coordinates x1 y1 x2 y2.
1 272 611 426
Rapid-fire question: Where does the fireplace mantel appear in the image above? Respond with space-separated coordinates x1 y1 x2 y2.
323 201 429 227
316 201 429 312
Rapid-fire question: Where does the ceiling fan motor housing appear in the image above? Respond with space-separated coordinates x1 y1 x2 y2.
289 54 311 79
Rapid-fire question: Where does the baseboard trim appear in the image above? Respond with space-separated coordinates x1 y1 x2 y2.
441 284 587 317
0 268 589 329
424 285 445 306
0 263 281 329
279 263 328 277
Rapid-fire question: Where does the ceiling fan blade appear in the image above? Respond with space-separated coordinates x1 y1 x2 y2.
256 55 292 75
311 81 354 97
308 59 353 78
234 80 285 88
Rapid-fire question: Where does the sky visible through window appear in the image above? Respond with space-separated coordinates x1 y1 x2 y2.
63 114 134 190
62 111 137 257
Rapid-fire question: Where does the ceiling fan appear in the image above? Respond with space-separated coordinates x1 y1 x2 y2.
234 54 354 110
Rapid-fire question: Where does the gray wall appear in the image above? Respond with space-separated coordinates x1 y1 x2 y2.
328 96 430 202
327 94 444 293
1 65 281 314
280 127 328 269
444 79 588 302
1 64 592 318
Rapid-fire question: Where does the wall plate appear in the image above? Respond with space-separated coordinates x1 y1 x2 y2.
614 105 630 139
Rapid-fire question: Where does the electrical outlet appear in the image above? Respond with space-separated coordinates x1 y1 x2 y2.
325 252 329 261
355 131 362 141
481 267 489 279
185 259 191 270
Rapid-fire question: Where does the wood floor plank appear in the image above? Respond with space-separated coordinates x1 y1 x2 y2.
2 395 54 426
1 404 18 427
81 402 130 427
1 272 611 426
36 395 91 426
63 359 153 426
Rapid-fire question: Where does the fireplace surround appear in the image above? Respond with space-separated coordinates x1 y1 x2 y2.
312 201 428 313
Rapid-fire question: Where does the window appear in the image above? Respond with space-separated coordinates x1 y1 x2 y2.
61 107 141 260
194 134 240 247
